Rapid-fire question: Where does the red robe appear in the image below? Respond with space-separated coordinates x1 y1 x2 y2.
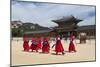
68 35 76 52
30 38 39 51
55 36 64 52
37 38 42 49
42 38 50 53
23 37 29 51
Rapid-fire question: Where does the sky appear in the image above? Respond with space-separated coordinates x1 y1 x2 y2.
11 0 96 27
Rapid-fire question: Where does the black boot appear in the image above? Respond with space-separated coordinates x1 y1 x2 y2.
62 52 65 55
31 50 33 52
56 52 58 55
36 50 38 52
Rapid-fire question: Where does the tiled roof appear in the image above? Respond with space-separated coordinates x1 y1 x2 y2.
76 25 96 31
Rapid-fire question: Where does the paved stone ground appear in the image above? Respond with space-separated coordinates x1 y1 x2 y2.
11 38 96 66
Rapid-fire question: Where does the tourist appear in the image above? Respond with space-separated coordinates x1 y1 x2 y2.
79 32 87 43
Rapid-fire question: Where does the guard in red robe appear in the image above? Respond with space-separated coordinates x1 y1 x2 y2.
68 34 76 52
42 38 50 53
54 35 65 55
37 37 42 49
30 38 39 52
23 37 30 52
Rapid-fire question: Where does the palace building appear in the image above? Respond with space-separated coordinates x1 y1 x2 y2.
51 16 82 37
24 15 95 39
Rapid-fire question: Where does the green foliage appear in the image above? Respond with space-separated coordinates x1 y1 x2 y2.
11 22 50 37
11 28 24 37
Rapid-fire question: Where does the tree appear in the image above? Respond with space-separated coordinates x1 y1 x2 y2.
11 28 24 37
